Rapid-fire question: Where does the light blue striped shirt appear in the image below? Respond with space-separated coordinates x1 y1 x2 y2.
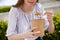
6 3 49 40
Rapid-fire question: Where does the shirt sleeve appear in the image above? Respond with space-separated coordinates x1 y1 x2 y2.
37 3 49 30
6 7 18 37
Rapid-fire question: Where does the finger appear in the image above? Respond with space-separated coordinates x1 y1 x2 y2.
45 11 54 15
45 10 54 14
47 17 53 21
47 17 53 19
32 31 41 34
45 12 52 16
47 16 53 18
45 13 54 18
30 31 41 37
47 14 52 16
29 27 37 32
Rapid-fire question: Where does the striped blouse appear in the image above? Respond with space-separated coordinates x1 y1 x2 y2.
6 3 49 40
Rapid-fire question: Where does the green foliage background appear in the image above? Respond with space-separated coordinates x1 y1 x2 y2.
0 13 60 40
0 20 8 40
0 6 11 13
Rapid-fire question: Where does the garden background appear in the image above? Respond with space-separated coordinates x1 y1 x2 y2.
0 0 60 40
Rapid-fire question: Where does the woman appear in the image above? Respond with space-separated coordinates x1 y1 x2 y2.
6 0 54 40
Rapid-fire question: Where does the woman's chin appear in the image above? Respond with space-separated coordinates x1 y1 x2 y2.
28 4 34 7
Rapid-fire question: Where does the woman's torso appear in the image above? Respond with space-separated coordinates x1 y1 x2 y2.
7 3 49 40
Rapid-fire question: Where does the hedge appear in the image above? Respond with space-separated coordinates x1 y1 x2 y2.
0 6 11 13
0 13 60 40
0 20 8 40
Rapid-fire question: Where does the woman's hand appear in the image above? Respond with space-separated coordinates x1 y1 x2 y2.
22 27 41 38
45 11 54 22
7 27 40 40
44 11 54 33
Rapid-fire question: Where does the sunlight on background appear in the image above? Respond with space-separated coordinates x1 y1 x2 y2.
0 0 18 6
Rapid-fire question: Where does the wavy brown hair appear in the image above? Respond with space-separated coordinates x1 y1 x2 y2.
13 0 38 7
